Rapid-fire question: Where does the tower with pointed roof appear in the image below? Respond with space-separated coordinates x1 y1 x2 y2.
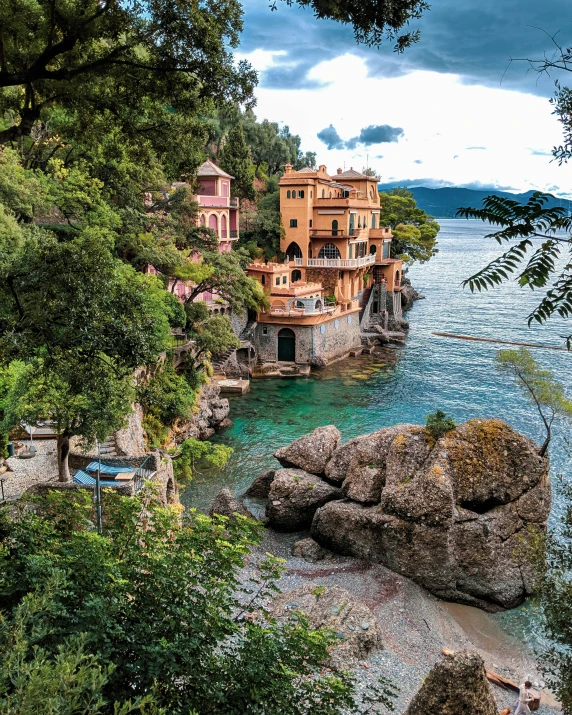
194 159 240 252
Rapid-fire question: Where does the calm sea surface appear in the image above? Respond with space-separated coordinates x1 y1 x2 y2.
182 219 572 646
183 219 572 527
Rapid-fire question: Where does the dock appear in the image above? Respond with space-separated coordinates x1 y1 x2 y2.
217 378 250 394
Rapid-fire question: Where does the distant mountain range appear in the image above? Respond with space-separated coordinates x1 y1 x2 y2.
377 184 572 218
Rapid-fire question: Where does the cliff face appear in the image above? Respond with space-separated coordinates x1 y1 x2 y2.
171 381 231 441
259 419 551 611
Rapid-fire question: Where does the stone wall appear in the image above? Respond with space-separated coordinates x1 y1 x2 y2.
229 310 248 338
171 380 230 440
253 312 361 364
115 404 146 456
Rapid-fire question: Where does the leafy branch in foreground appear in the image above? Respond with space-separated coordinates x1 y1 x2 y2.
456 192 572 346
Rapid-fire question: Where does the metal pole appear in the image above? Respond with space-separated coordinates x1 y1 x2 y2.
96 440 102 534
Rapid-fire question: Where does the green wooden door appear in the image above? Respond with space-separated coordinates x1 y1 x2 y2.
278 328 296 361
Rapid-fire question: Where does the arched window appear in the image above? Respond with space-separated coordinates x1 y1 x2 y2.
298 190 304 198
321 189 325 198
315 299 323 311
369 244 377 254
287 190 291 198
208 214 218 233
331 219 338 237
221 214 227 238
285 242 303 260
291 269 302 282
261 274 266 286
395 270 400 285
370 189 373 198
310 190 313 198
329 191 332 198
371 214 376 229
358 217 362 228
363 215 367 228
318 243 341 259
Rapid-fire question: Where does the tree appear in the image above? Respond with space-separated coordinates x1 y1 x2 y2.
192 315 240 366
239 188 284 261
0 0 256 145
425 409 456 440
175 249 267 313
172 437 233 480
284 0 429 49
0 488 396 714
219 124 256 202
378 188 440 263
495 348 572 456
457 193 572 347
0 229 171 479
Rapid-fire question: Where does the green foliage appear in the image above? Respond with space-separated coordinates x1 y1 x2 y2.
219 124 256 201
425 409 456 440
0 488 396 714
540 479 572 713
457 192 572 347
192 315 240 364
0 578 160 715
173 437 233 480
137 361 198 448
239 192 285 260
378 188 439 263
495 348 572 456
0 0 256 146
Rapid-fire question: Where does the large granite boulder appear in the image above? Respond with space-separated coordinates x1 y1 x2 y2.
305 418 551 611
291 537 326 562
274 425 341 475
273 584 380 668
209 488 254 520
266 468 343 531
404 649 498 715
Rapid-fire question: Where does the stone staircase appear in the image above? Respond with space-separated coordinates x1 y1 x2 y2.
359 287 372 321
212 346 235 372
239 319 257 342
99 434 118 457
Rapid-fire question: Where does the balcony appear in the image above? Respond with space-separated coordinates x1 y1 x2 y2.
268 297 337 317
310 228 368 239
229 197 239 208
230 229 238 238
294 254 375 269
369 227 393 239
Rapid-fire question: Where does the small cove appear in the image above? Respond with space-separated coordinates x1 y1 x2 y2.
182 218 572 655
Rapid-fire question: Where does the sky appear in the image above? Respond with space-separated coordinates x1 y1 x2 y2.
236 0 572 197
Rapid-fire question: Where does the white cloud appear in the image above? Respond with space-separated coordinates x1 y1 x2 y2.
249 54 571 196
235 49 288 72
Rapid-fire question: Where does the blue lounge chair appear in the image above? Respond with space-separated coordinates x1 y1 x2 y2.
85 461 133 476
73 470 120 487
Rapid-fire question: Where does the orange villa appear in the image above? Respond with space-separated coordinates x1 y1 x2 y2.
246 164 404 367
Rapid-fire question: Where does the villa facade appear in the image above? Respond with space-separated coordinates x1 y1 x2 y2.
245 164 404 368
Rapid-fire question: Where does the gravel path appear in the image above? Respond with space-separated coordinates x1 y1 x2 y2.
247 527 561 714
4 440 59 500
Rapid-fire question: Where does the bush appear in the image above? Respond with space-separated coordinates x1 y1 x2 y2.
0 488 397 714
172 437 233 481
425 409 456 440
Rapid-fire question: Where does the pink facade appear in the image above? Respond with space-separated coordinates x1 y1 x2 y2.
196 160 239 253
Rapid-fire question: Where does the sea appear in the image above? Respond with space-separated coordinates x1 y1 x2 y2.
182 218 572 648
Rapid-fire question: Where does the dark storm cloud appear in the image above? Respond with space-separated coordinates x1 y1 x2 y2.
318 124 404 150
239 0 572 97
317 124 345 150
346 124 404 148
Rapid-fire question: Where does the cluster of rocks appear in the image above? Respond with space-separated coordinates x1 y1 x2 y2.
244 420 550 611
174 382 232 440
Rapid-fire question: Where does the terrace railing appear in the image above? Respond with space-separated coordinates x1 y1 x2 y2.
132 456 157 492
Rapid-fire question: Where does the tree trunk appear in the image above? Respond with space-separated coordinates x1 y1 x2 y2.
57 433 71 482
539 426 551 457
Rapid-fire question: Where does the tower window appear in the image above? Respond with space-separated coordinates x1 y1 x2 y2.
287 190 291 198
290 219 298 228
298 190 304 198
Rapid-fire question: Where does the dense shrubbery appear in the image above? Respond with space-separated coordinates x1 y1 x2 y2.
0 488 396 715
425 410 456 440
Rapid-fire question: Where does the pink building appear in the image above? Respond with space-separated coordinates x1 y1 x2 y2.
147 160 239 308
195 160 239 253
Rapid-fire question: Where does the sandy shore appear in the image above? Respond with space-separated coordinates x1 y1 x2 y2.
250 525 560 713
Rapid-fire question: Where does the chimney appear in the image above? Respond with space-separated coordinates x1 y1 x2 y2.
284 163 293 174
337 168 342 175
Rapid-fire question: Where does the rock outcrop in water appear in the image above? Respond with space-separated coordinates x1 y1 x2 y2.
255 420 550 611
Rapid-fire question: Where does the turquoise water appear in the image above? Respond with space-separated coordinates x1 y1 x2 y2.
183 219 572 525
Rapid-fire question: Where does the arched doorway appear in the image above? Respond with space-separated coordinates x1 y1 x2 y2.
278 328 296 362
286 242 303 260
291 269 302 282
395 270 400 285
